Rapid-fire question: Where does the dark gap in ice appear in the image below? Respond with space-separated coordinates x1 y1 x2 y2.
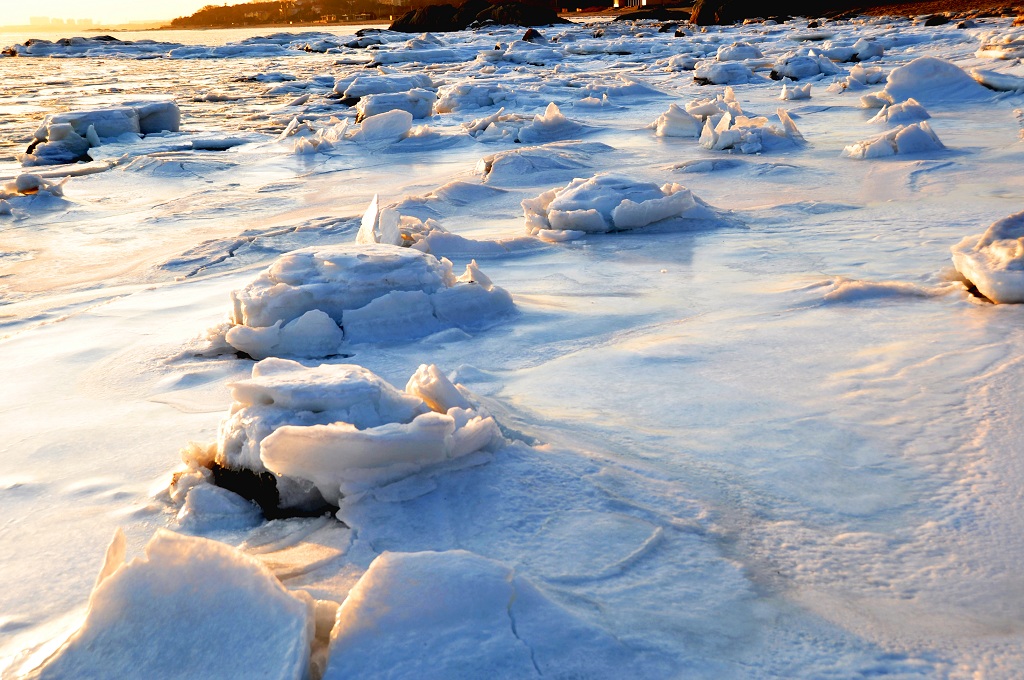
210 463 338 520
963 280 994 304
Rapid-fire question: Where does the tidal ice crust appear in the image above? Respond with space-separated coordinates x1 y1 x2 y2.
951 211 1024 303
220 243 514 359
175 359 503 513
28 530 313 680
522 174 717 242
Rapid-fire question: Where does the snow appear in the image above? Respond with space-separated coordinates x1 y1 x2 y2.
867 97 931 124
29 529 313 680
694 60 757 85
952 211 1024 303
883 56 993 105
323 550 634 679
355 88 437 120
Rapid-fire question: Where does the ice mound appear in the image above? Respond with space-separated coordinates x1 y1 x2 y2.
522 174 715 241
21 101 180 166
771 51 840 80
224 243 514 358
211 360 503 506
30 529 313 680
475 143 599 184
842 121 944 159
829 64 887 93
694 60 757 85
351 110 415 143
434 82 515 113
821 37 884 63
355 88 437 121
463 103 584 144
780 83 812 100
716 41 763 61
334 72 434 100
699 108 804 154
650 104 703 138
883 56 991 105
867 98 930 124
323 550 632 679
951 211 1024 303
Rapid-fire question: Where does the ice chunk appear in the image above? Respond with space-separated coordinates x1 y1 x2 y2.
463 103 585 144
883 56 991 105
970 68 1024 93
716 41 763 61
434 82 514 113
176 484 263 531
771 52 840 80
350 109 413 143
475 143 598 184
698 107 804 154
335 72 434 98
650 104 703 138
843 121 944 159
867 98 930 124
976 30 1024 60
694 60 757 85
951 211 1024 303
223 244 513 357
355 88 437 121
29 529 313 680
523 174 715 240
323 550 633 679
780 83 812 100
213 360 503 502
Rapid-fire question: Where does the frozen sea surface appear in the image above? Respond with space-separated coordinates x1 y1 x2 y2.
2 14 1024 679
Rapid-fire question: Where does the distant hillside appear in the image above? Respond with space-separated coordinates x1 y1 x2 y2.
169 0 395 27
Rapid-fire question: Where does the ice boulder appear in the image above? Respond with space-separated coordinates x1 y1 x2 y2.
522 174 715 241
214 360 503 505
323 550 634 679
771 51 840 80
976 31 1024 60
970 68 1024 93
951 211 1024 303
883 56 991 105
867 97 930 124
224 243 514 358
434 82 515 113
843 121 944 159
475 143 597 185
694 60 757 85
29 529 313 680
716 41 763 61
21 101 180 166
334 72 434 100
350 109 414 143
699 108 804 154
355 88 437 121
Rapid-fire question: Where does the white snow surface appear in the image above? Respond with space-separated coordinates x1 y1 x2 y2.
4 16 1024 680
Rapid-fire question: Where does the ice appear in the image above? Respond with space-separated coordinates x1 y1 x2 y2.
843 121 945 159
462 103 584 144
716 41 763 61
780 83 813 100
221 243 514 358
175 484 263 531
323 550 634 679
434 82 515 113
951 211 1024 303
522 174 715 240
203 359 502 504
694 60 757 85
650 104 704 137
27 529 313 680
355 88 437 121
867 98 931 124
698 107 804 154
976 30 1024 59
21 102 180 166
334 72 433 99
883 56 993 105
351 109 413 143
970 67 1024 93
771 51 840 80
475 143 598 184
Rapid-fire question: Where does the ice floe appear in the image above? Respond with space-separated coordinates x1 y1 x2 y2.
951 211 1024 303
699 107 804 154
780 83 813 100
28 529 313 680
867 98 931 124
843 121 945 159
771 51 840 81
218 243 513 359
463 103 584 143
522 174 716 241
650 104 704 138
323 550 633 679
694 60 758 85
355 88 437 121
883 56 992 105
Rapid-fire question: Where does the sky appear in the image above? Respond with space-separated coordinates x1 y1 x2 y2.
3 0 217 25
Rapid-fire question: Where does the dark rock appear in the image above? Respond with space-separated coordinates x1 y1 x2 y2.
389 3 460 32
614 7 690 22
658 22 677 32
923 14 950 26
522 27 545 41
593 28 605 37
807 19 819 28
210 463 336 520
692 0 842 25
674 29 685 37
452 0 493 27
92 35 121 41
957 19 977 29
473 2 570 27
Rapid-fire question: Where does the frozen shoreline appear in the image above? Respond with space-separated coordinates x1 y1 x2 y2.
3 12 1024 679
